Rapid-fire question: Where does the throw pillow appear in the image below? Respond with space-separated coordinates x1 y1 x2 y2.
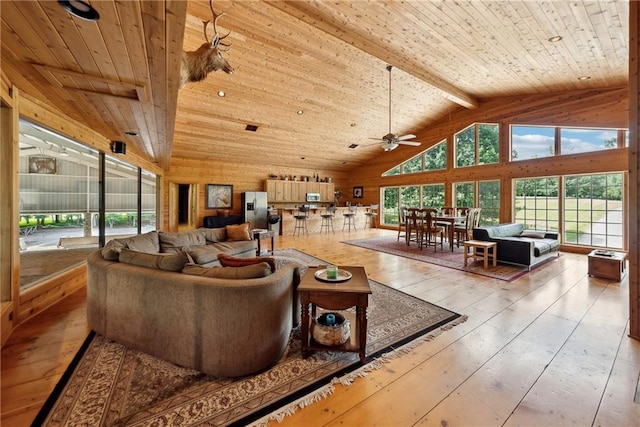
119 248 189 272
520 231 546 239
182 262 272 280
122 231 160 253
226 222 252 241
158 230 206 253
218 252 276 272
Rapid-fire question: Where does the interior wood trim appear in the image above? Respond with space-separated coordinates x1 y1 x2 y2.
628 0 639 339
32 64 148 102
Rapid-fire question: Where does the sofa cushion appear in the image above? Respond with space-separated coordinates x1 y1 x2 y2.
218 252 276 272
119 248 189 272
159 230 206 253
210 240 256 256
199 227 227 243
188 245 224 265
120 231 160 253
226 222 252 241
486 223 523 238
533 239 561 257
520 230 546 239
181 262 272 280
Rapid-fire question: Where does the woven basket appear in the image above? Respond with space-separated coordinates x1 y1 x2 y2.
312 312 350 346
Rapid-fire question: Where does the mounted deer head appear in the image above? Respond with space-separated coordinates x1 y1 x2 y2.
179 0 234 89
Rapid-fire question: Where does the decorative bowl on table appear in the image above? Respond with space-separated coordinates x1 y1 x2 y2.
312 312 350 346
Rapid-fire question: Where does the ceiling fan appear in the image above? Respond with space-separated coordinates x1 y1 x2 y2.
370 65 422 152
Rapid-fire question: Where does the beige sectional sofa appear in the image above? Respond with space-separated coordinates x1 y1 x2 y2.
87 225 304 377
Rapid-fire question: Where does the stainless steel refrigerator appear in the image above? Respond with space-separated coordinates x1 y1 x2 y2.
242 192 268 229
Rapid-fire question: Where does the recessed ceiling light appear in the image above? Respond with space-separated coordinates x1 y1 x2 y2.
301 157 305 160
548 35 562 43
350 123 357 127
58 0 100 21
578 76 591 81
296 110 304 115
348 144 358 149
217 91 226 97
245 124 258 132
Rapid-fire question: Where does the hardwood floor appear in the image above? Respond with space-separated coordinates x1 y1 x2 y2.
2 228 639 426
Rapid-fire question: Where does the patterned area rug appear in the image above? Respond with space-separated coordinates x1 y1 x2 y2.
34 249 465 426
343 236 531 282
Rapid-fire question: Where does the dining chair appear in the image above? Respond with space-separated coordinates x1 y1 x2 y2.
454 207 479 247
397 206 408 241
405 208 421 245
434 206 454 242
419 208 444 251
364 204 379 229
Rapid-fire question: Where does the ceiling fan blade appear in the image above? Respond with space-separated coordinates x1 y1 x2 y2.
398 141 422 146
369 137 386 141
397 134 417 141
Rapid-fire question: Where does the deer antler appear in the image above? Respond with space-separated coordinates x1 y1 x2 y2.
180 0 234 88
202 0 232 50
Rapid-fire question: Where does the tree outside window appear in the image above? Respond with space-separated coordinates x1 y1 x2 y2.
455 123 499 168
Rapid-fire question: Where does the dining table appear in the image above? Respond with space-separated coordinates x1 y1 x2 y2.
404 209 465 252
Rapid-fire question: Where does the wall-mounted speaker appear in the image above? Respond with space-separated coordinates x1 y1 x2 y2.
110 141 126 154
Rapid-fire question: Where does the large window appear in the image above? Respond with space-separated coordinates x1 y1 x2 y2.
560 128 618 154
454 182 475 209
514 174 624 249
383 140 448 176
452 181 499 225
478 181 500 225
381 184 444 226
401 185 420 207
512 125 625 161
511 125 555 161
564 173 623 248
514 177 559 231
382 187 400 225
402 155 422 174
455 123 499 168
18 119 158 290
424 140 447 171
421 184 445 208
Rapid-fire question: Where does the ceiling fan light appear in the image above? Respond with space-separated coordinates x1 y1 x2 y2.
383 143 399 152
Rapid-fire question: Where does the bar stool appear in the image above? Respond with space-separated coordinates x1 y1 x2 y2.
342 205 357 231
293 205 310 236
320 206 336 234
364 204 378 229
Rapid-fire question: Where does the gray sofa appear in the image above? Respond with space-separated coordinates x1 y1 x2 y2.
472 223 560 268
87 227 304 377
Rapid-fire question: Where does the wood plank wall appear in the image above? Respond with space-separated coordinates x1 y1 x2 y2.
162 158 349 231
629 2 639 339
347 87 629 226
0 81 18 346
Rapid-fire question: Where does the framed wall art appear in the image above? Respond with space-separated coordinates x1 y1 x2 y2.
353 186 363 199
206 184 233 209
29 156 57 174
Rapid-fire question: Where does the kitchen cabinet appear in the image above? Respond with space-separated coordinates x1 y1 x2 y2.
265 180 334 203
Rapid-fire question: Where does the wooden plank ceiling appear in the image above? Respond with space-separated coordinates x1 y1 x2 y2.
1 1 629 172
